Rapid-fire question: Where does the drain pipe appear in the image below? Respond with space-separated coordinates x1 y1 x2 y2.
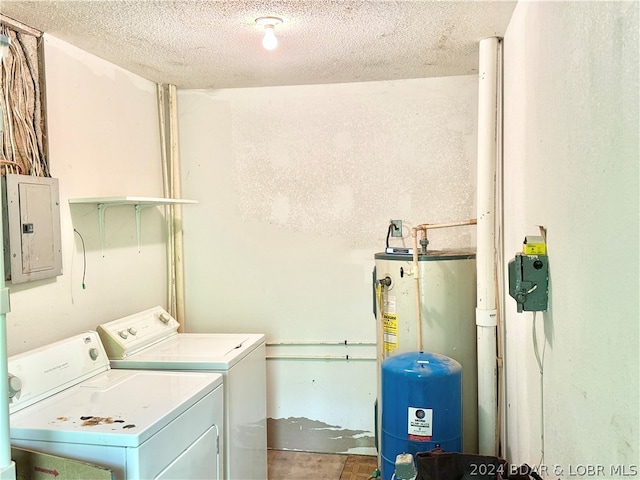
0 33 16 480
476 37 500 456
158 84 187 332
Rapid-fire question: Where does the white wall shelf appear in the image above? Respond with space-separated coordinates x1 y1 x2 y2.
69 196 198 206
69 197 198 254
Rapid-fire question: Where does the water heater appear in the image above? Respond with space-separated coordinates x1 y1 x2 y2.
374 250 477 453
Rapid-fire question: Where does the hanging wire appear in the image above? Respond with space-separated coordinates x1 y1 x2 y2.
15 31 47 175
385 222 399 249
74 229 87 289
0 24 47 177
532 311 546 467
0 159 22 173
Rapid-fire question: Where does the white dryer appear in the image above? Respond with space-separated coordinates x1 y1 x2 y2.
8 331 224 480
97 306 267 480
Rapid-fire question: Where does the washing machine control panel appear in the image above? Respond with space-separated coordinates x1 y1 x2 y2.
8 331 109 414
96 306 179 359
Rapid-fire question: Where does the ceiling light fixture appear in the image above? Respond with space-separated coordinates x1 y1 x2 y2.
255 17 283 51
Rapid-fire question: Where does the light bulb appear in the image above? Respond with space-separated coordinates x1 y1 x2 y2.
262 25 278 50
256 17 282 51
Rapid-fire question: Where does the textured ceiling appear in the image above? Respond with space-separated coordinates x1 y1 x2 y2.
1 0 517 89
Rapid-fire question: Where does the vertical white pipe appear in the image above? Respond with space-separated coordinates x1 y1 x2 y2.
158 85 176 319
0 160 16 480
158 84 186 332
0 33 17 478
167 85 187 331
495 37 507 456
0 313 14 478
0 312 13 474
476 36 500 456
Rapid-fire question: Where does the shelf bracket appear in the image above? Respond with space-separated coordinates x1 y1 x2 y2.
98 203 157 254
97 203 108 257
69 197 197 256
135 204 157 252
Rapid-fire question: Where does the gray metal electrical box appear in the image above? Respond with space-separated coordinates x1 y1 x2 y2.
508 253 549 312
2 174 62 283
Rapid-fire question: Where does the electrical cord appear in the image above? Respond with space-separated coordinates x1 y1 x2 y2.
532 311 546 467
14 31 47 177
74 229 87 289
385 222 400 249
0 31 17 167
0 25 47 177
15 31 47 175
0 159 23 174
14 47 41 176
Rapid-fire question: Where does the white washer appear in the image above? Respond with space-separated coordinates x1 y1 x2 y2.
97 306 267 480
8 331 224 480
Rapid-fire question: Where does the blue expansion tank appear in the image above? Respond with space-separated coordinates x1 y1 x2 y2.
381 351 462 480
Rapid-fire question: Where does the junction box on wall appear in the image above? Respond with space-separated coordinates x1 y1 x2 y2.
508 235 549 312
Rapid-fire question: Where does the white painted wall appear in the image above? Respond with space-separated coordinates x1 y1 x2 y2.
7 34 168 355
503 0 639 473
177 77 479 453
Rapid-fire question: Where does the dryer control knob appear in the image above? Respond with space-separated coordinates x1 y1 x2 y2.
118 330 129 339
8 374 22 398
128 327 137 335
89 347 100 360
159 313 171 324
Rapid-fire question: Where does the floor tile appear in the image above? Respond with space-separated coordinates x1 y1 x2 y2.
268 450 347 480
340 454 380 480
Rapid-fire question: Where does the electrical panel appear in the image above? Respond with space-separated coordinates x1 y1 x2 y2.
2 174 62 283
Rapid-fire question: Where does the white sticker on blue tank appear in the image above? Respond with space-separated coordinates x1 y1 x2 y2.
408 407 433 441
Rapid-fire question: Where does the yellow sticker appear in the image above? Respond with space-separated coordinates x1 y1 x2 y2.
523 235 546 254
383 313 398 354
523 243 546 255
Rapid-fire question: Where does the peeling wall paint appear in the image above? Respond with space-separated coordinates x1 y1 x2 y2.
268 417 374 454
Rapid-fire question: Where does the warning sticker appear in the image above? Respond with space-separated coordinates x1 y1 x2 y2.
408 407 433 441
383 294 396 314
383 313 398 354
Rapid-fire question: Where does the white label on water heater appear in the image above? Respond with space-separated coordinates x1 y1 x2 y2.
383 313 399 354
408 407 433 441
383 294 396 314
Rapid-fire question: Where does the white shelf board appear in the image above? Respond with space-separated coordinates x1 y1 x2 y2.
69 196 197 205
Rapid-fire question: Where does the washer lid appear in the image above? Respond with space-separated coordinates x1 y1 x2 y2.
110 333 265 370
10 369 223 447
